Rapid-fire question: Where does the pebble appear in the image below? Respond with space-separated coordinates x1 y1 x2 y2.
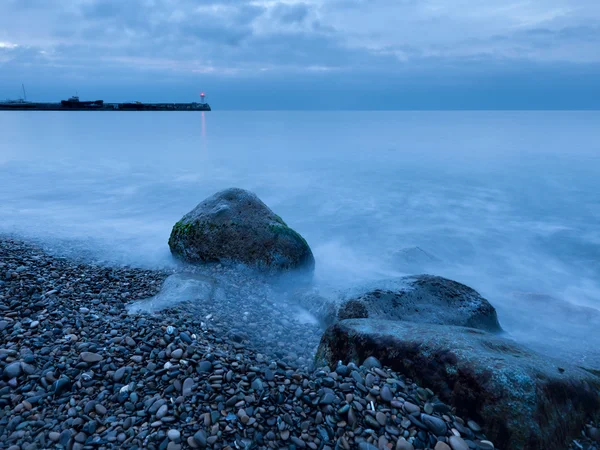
359 443 379 450
156 404 169 419
448 436 470 450
168 429 181 441
113 367 128 382
197 361 212 372
80 351 103 363
380 384 393 402
467 420 481 432
3 362 22 379
404 401 420 414
48 432 60 443
421 413 448 436
396 438 415 450
193 430 207 447
182 377 194 396
52 376 72 396
363 356 382 369
434 442 451 450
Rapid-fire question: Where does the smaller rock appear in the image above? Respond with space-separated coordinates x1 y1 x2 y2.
396 438 414 450
320 392 335 405
197 361 212 373
179 332 192 344
421 414 447 436
434 442 451 450
467 420 481 432
156 404 169 419
168 429 180 442
80 352 103 363
53 376 72 397
380 385 393 402
362 356 382 369
3 362 22 379
182 378 194 396
49 432 60 442
193 430 207 447
448 436 469 450
59 430 72 447
359 443 378 450
403 402 420 414
113 367 128 383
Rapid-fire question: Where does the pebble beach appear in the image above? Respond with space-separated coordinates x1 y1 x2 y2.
1 237 599 450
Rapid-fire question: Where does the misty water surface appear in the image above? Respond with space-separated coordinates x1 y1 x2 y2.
1 111 599 366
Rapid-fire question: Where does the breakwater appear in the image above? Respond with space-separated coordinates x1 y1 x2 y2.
0 101 211 111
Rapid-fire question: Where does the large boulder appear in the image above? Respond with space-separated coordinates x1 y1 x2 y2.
316 319 600 450
294 275 502 332
168 188 314 272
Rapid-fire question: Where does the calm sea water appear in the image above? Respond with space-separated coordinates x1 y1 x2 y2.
1 111 599 363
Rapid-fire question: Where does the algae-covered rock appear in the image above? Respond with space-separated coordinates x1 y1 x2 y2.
168 188 314 272
316 319 600 450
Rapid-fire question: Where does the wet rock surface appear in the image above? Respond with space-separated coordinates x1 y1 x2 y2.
316 319 600 450
168 188 315 272
127 270 322 370
296 275 502 332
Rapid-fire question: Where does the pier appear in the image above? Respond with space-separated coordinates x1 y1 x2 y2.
0 93 211 111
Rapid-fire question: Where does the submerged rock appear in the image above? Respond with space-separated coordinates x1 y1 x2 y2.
316 319 600 450
296 275 502 332
391 246 441 272
168 188 314 272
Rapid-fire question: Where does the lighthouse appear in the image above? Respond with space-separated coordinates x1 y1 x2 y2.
200 92 206 104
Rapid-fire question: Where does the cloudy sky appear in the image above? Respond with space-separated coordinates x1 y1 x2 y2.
1 0 600 108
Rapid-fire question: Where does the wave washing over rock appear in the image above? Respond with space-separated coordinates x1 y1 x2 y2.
1 188 600 450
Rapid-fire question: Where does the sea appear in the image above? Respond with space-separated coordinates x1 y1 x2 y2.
1 111 599 365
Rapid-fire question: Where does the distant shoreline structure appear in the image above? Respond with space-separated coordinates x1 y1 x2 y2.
0 94 211 111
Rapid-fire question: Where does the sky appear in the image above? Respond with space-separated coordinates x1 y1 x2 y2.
1 0 600 109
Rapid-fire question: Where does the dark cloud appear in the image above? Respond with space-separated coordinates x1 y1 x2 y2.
1 0 600 108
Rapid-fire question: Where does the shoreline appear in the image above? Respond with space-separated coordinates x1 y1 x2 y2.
0 236 597 450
